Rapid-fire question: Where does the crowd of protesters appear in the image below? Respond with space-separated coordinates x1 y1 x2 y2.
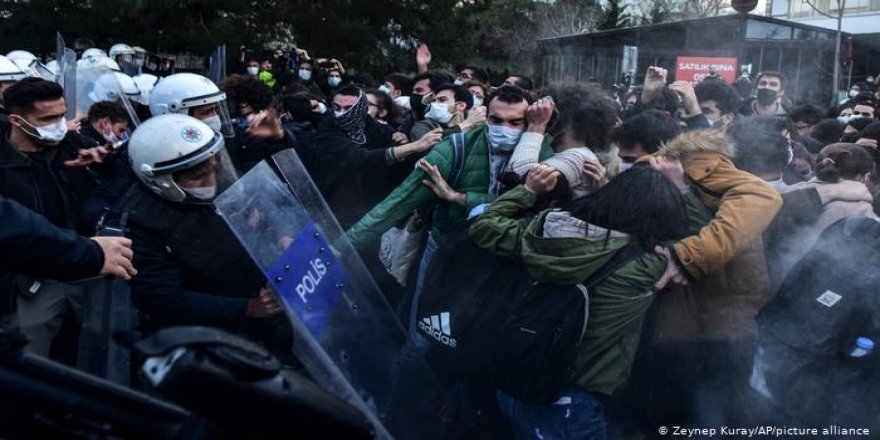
1 38 879 439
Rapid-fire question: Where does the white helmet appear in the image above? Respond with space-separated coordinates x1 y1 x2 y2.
129 114 234 203
78 56 121 72
6 50 37 70
131 46 148 67
44 60 60 76
109 44 135 59
89 71 140 103
149 73 233 136
81 48 108 62
131 73 159 106
0 55 27 82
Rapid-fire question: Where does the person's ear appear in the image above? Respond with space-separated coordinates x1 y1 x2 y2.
456 101 467 115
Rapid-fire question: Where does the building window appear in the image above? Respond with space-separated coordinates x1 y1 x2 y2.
789 0 879 18
746 20 793 39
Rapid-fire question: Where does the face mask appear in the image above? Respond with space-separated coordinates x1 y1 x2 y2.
619 161 634 173
410 94 428 116
472 94 483 107
334 110 346 118
183 185 217 200
800 170 813 182
298 69 312 81
838 115 853 124
426 102 454 124
454 79 465 86
18 116 68 145
394 95 411 111
756 88 778 106
103 129 130 149
487 125 523 152
314 102 327 114
379 85 392 95
328 77 342 87
202 114 223 133
246 66 259 76
850 90 859 98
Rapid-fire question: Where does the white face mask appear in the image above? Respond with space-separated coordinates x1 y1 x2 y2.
103 129 130 149
472 94 483 108
379 84 393 95
838 115 853 124
393 96 411 111
334 110 346 118
328 77 342 87
454 79 465 86
426 102 454 124
18 116 68 145
314 102 327 114
849 89 859 98
487 125 523 152
246 66 259 76
298 69 312 81
183 185 217 200
202 114 223 133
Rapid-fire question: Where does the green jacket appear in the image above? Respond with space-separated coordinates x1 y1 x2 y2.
469 185 666 396
346 128 553 249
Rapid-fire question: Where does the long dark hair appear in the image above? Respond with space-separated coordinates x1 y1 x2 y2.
563 166 688 250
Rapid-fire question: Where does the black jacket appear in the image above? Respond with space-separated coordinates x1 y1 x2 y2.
79 123 139 222
112 184 291 350
0 123 99 234
311 117 416 228
227 123 297 174
0 196 104 314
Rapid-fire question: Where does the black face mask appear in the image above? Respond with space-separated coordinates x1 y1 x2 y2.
410 94 428 117
756 88 778 106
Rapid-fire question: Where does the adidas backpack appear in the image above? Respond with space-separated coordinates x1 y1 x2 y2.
415 226 532 378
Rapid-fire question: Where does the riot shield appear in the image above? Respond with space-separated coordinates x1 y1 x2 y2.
207 45 226 86
214 150 445 439
75 66 141 126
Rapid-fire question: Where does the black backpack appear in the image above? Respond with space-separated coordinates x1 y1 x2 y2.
493 244 640 405
415 224 533 378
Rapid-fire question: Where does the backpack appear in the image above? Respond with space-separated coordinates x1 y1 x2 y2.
415 223 533 378
493 244 640 405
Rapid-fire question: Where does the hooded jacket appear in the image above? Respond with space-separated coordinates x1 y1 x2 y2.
469 185 666 396
648 130 783 342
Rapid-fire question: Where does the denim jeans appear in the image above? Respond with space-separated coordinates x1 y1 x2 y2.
497 388 607 440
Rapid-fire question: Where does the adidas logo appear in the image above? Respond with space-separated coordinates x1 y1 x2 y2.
418 312 457 348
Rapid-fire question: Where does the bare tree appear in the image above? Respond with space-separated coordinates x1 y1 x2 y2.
534 0 603 38
633 0 725 23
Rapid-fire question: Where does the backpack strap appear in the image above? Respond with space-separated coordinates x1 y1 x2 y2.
581 243 642 289
448 132 467 188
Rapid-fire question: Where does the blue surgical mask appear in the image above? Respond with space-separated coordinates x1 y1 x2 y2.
328 77 342 87
487 125 523 152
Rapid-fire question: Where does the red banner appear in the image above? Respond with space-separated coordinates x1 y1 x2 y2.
675 56 738 85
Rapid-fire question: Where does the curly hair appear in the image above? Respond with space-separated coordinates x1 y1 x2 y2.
222 74 274 112
545 81 619 152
